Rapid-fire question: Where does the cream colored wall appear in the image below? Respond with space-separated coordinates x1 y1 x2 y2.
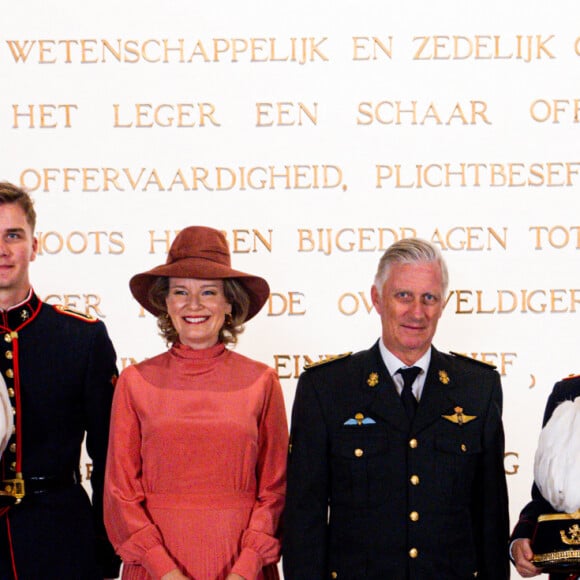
3 2 580 577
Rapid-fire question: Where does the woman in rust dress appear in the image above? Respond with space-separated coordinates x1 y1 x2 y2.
104 226 287 580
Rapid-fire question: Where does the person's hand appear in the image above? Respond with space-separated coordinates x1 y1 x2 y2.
512 538 541 577
225 574 246 580
161 569 189 580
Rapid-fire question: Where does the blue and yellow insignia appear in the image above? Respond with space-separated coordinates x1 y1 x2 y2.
442 406 477 426
344 412 376 426
439 370 450 384
367 372 379 387
304 352 352 370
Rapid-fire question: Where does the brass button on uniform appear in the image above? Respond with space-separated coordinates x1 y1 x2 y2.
461 443 467 452
5 351 13 360
409 438 418 449
4 333 12 343
11 407 16 415
7 388 14 398
410 475 420 486
10 462 16 472
331 572 338 579
409 511 419 522
354 448 364 458
9 443 16 453
409 548 419 558
5 369 14 379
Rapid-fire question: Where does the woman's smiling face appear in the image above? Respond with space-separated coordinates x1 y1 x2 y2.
166 277 232 350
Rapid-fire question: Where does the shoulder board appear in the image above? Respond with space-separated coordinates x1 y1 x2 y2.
304 352 352 370
449 351 497 370
52 304 98 323
562 373 580 381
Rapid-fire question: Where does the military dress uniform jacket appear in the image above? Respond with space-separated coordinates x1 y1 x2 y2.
0 292 120 580
510 376 580 580
283 342 510 580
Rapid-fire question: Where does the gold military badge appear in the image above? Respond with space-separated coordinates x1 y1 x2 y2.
442 406 477 426
438 370 450 384
367 372 379 387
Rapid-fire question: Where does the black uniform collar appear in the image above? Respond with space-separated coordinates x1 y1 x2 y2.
0 289 41 331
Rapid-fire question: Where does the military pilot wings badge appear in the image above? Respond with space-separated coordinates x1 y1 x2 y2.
344 412 376 426
442 406 477 426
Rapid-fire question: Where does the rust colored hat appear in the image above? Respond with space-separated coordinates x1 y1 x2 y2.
129 226 270 321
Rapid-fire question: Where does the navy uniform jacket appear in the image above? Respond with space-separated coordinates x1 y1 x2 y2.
510 376 580 580
283 342 510 580
0 292 120 580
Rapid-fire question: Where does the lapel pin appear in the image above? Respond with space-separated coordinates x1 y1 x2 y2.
438 370 450 384
367 372 379 387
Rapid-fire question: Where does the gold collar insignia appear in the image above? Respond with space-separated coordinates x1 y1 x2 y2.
367 372 379 387
439 370 450 384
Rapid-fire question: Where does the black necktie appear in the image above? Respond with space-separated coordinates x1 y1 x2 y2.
398 366 421 420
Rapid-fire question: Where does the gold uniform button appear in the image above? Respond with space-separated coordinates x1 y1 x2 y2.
10 462 16 472
7 388 14 398
9 443 16 453
5 369 14 379
409 548 419 558
461 444 467 452
4 333 12 343
354 448 364 458
331 573 338 579
410 475 420 486
11 407 16 415
409 438 418 449
5 351 13 360
409 511 419 522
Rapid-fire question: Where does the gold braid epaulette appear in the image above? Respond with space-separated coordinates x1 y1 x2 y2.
52 304 98 323
304 352 352 370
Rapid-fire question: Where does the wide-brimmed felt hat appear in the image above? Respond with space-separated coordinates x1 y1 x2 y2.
129 226 270 321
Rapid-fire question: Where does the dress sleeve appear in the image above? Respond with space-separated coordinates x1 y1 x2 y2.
104 367 178 579
231 369 288 580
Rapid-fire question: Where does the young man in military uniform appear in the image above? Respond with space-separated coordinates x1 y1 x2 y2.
0 182 120 579
283 237 510 580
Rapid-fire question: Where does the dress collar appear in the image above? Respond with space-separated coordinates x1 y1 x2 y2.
170 341 227 360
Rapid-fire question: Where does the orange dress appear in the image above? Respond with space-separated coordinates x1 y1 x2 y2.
104 342 288 580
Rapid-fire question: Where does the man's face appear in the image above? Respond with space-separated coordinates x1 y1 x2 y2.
371 260 444 366
0 203 37 305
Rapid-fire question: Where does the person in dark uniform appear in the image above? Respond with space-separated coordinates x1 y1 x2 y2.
283 237 510 580
0 182 120 580
510 376 580 580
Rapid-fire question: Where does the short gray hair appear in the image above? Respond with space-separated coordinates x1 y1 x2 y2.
373 238 448 295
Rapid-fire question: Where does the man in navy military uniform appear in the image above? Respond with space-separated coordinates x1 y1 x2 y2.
283 237 510 579
0 182 120 579
510 376 580 580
